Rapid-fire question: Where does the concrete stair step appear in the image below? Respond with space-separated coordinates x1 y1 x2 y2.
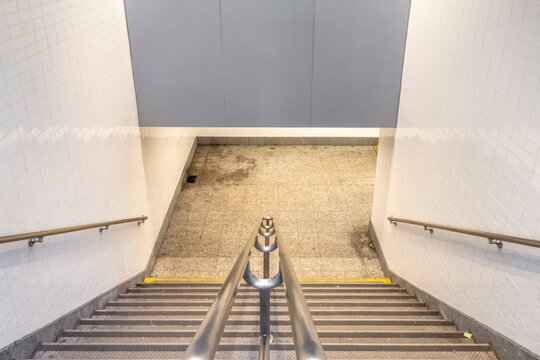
136 282 398 288
56 337 474 345
94 308 439 316
75 323 460 333
78 317 454 328
127 287 407 294
35 342 493 354
57 327 473 344
91 313 445 321
119 292 416 300
31 350 498 360
37 342 492 351
61 329 469 339
108 299 422 307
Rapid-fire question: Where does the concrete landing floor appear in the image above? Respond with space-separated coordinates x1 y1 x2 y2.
151 145 384 279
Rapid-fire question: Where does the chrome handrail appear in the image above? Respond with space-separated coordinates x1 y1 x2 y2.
183 224 259 359
388 216 540 249
0 216 148 247
183 217 326 360
275 225 327 360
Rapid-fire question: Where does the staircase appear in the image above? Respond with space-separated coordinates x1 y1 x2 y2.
32 217 498 359
33 280 498 359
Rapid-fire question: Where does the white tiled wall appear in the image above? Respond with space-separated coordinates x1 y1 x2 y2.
0 0 154 348
140 128 197 241
372 0 540 355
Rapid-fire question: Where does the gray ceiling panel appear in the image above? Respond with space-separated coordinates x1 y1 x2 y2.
125 0 225 127
311 0 410 127
220 0 315 127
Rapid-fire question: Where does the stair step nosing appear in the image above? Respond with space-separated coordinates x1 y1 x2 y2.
93 309 439 316
118 294 416 299
61 329 467 338
107 301 425 308
137 282 399 288
128 288 406 293
79 318 454 326
38 342 491 352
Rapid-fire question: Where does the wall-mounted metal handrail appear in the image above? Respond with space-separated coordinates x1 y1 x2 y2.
388 216 540 249
183 217 327 360
0 216 148 247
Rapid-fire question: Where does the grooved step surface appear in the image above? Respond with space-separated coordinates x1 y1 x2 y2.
31 351 499 360
109 299 422 306
127 287 406 293
119 293 416 299
32 281 497 359
94 309 439 316
55 337 474 345
76 324 460 332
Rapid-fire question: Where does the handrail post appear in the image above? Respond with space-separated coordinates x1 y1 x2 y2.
184 217 326 360
259 217 272 360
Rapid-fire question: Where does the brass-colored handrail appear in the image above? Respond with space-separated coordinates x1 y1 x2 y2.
0 216 148 246
388 216 540 249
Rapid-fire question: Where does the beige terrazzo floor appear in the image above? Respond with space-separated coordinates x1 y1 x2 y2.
151 145 384 279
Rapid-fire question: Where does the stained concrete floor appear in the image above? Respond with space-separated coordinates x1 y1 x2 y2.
151 145 384 279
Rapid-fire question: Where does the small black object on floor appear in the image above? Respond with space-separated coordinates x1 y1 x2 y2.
187 175 197 183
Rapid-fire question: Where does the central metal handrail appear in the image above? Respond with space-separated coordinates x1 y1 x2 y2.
183 216 326 360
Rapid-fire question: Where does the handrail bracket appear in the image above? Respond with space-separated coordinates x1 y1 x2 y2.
423 226 434 234
488 238 503 248
28 236 43 247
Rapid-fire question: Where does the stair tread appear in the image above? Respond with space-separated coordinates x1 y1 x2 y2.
56 336 474 345
62 329 468 337
35 343 496 360
79 316 453 323
90 314 445 321
32 351 498 360
119 293 416 299
76 324 460 332
98 306 435 312
127 287 407 294
110 299 422 305
133 282 401 286
29 278 496 359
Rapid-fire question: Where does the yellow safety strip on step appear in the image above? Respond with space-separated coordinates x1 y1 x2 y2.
298 278 391 284
144 277 391 284
144 278 228 283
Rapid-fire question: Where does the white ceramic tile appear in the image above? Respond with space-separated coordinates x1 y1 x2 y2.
372 0 540 355
0 0 154 349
